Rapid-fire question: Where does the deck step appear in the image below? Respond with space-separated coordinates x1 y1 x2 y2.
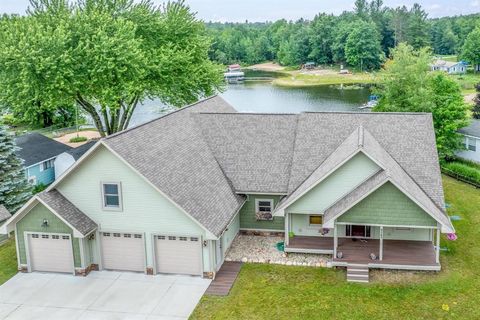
346 264 369 283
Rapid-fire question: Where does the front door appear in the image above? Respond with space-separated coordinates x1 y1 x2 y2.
346 225 371 238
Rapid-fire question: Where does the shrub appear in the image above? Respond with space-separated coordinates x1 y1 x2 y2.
69 136 87 143
443 161 480 185
32 183 47 194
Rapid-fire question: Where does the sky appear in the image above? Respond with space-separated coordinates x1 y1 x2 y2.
1 0 479 21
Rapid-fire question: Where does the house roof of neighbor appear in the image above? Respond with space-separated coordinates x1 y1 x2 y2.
15 133 72 167
48 96 452 236
431 59 464 68
66 140 98 160
459 119 480 138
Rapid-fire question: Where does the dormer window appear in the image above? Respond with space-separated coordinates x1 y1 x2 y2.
102 182 122 211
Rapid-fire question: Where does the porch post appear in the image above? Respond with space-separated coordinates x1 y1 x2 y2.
379 226 384 261
435 225 441 264
285 212 289 246
333 223 338 258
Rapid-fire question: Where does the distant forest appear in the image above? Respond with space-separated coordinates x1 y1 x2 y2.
206 0 480 70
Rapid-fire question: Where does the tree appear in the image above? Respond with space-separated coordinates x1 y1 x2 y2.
0 0 224 136
0 127 32 214
375 43 470 159
461 27 480 72
428 73 470 159
345 21 384 70
406 3 430 49
473 83 480 119
308 14 335 64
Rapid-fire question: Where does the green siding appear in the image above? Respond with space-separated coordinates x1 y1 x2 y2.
16 203 81 267
287 153 380 214
239 195 284 230
337 182 437 227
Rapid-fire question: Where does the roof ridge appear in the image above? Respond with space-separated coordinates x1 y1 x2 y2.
197 112 297 116
302 111 432 115
285 114 301 193
105 95 220 140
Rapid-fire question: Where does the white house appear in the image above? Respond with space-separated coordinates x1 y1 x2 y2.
54 140 97 179
457 119 480 163
431 60 466 74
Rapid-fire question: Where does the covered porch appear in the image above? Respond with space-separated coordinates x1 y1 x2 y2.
283 211 442 270
333 238 439 270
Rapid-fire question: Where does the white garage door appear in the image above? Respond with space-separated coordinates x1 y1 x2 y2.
101 232 145 272
155 235 202 276
28 233 74 273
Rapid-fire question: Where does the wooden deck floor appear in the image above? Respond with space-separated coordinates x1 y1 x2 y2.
286 236 333 250
334 238 438 266
205 262 243 296
286 236 438 267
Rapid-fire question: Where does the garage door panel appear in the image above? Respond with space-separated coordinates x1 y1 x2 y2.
155 235 202 276
28 233 74 273
101 232 145 272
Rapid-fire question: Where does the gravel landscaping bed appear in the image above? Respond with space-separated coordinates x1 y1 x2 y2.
225 235 331 267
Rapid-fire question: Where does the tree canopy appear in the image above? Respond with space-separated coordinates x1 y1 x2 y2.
0 0 224 136
206 2 480 67
374 43 470 159
461 26 480 69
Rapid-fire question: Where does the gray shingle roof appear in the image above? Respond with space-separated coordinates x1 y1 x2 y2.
44 96 449 236
0 205 10 222
194 113 298 193
37 190 97 236
104 96 245 237
274 125 453 232
15 133 72 167
459 119 480 138
66 140 97 160
288 112 445 210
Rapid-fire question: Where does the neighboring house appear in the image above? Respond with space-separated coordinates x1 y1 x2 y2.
15 133 72 186
0 205 10 243
456 119 480 163
431 59 466 74
1 96 454 278
55 141 97 179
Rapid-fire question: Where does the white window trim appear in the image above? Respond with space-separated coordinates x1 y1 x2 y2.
466 136 477 152
255 198 274 213
101 182 123 211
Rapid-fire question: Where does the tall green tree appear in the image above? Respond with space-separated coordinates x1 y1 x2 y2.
461 26 480 72
474 83 480 120
345 21 384 70
0 127 32 214
0 0 223 136
428 73 470 159
375 43 470 159
406 3 430 49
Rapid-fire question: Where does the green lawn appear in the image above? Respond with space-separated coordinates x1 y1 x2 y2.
0 238 17 285
191 176 480 320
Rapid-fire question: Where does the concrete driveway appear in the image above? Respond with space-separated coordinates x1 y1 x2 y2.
0 271 211 320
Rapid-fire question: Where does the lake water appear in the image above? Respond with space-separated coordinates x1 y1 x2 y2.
130 82 371 126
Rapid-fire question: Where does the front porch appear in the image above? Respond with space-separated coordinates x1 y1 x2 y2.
333 238 439 270
285 236 440 270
